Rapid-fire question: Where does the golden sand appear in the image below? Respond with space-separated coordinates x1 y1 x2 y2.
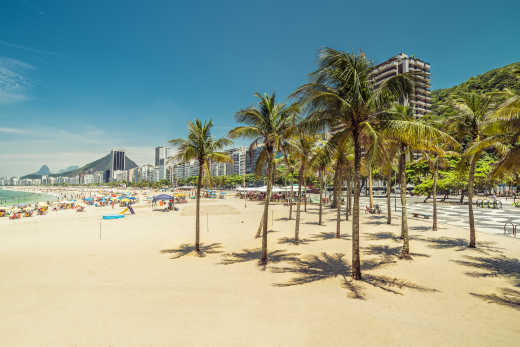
0 197 518 346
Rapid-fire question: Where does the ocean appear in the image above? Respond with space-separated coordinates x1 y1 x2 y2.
0 189 57 206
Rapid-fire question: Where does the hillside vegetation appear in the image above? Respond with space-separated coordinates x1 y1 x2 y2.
431 62 520 115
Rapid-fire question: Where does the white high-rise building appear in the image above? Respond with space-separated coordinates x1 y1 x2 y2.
371 53 431 117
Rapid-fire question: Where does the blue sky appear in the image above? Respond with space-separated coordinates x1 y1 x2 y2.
1 0 519 176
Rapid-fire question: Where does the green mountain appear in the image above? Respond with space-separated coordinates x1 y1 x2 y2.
431 62 520 115
22 152 139 179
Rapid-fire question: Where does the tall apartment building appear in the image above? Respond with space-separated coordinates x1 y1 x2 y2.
110 149 126 181
155 146 169 166
371 53 431 117
246 145 264 174
226 147 247 176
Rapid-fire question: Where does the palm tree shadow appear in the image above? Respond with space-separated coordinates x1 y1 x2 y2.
363 245 430 259
411 226 431 231
160 242 223 259
309 232 351 241
271 252 438 299
452 255 520 287
415 237 503 255
470 288 520 311
366 232 401 243
278 237 314 245
220 248 301 271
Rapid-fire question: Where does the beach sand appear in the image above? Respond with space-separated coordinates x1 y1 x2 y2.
1 197 519 346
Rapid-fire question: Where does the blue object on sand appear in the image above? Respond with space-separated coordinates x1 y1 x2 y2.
102 215 125 220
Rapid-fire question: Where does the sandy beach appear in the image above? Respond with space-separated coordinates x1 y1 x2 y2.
1 195 519 346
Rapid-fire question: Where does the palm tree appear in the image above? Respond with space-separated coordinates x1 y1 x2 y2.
448 93 499 248
169 119 232 252
420 150 456 231
383 103 458 257
310 145 330 225
329 139 353 237
229 92 295 264
294 49 415 279
379 141 399 225
488 89 520 176
286 129 319 242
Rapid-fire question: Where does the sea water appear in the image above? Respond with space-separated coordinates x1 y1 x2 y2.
0 189 57 206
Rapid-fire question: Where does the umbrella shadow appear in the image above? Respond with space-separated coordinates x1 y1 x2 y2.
160 242 223 259
271 252 438 299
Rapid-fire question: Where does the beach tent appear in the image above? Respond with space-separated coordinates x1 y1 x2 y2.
153 194 174 202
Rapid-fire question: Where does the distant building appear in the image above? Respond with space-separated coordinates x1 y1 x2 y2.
111 149 126 180
140 164 155 182
155 146 169 167
227 147 246 176
127 167 139 183
371 53 431 117
83 174 96 185
113 170 128 182
246 145 264 174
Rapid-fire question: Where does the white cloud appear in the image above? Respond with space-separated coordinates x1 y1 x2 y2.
0 127 28 134
0 122 155 176
0 40 55 55
0 57 34 104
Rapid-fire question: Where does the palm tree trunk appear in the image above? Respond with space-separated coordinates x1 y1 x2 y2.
289 175 294 220
195 161 203 252
368 166 374 209
386 172 392 224
333 161 340 209
345 172 351 221
468 157 476 248
348 173 352 220
399 145 410 258
432 160 438 231
304 177 307 213
261 151 273 264
351 127 362 280
318 169 323 225
336 169 342 238
295 164 304 242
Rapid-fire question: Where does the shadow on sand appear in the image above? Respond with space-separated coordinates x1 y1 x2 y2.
453 254 520 311
362 245 430 259
470 288 520 311
366 232 402 243
271 252 438 299
220 248 301 271
160 242 223 259
415 237 503 255
277 237 314 245
453 255 520 286
310 232 351 241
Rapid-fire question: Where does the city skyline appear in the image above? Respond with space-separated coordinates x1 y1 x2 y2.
1 0 519 176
